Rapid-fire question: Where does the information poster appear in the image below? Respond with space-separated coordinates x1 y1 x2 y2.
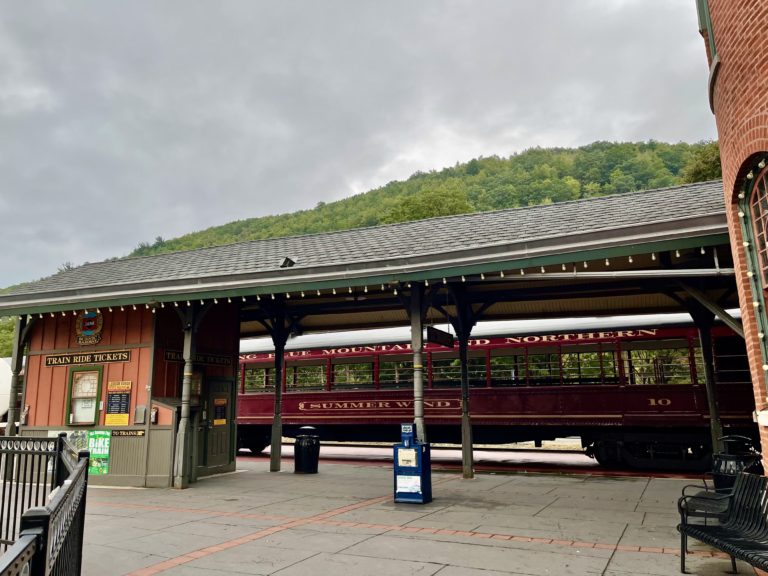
396 475 422 493
397 448 417 467
87 430 111 475
213 398 227 426
105 381 132 426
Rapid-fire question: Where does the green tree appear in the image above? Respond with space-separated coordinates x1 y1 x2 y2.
606 168 636 194
0 317 14 357
120 140 718 260
382 179 473 224
681 141 722 183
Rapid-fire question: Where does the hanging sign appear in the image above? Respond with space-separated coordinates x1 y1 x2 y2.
87 430 111 475
76 311 104 345
164 350 233 366
426 326 454 348
105 381 132 426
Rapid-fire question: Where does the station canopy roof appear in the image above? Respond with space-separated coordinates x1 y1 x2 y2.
0 180 738 337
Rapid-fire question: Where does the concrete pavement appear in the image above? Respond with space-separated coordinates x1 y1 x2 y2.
82 457 752 575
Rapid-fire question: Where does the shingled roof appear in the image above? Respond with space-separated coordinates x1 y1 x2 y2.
0 180 728 314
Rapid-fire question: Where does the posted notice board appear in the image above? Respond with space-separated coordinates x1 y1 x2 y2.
105 380 132 426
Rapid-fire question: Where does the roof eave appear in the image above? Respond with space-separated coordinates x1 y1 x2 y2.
0 214 729 316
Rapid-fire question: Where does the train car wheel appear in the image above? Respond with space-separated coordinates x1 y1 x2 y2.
592 440 622 467
247 441 269 455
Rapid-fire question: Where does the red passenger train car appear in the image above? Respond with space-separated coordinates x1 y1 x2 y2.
237 314 757 470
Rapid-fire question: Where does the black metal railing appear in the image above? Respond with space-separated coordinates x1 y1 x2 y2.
0 434 89 576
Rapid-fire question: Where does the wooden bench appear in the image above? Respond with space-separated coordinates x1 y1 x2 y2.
678 472 768 573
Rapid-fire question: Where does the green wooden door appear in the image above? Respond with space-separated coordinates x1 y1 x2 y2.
206 379 233 468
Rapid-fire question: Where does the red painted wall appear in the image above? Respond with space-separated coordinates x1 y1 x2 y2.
151 304 240 399
24 302 240 429
25 309 153 427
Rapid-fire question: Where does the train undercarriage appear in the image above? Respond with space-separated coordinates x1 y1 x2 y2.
238 423 759 472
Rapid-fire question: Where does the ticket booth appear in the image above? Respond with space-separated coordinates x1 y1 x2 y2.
16 302 240 487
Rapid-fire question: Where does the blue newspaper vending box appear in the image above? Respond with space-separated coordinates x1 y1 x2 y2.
393 423 432 504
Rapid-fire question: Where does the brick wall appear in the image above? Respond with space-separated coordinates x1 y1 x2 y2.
706 0 768 457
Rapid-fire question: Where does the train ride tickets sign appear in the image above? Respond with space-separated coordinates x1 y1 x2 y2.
45 350 131 367
105 381 132 426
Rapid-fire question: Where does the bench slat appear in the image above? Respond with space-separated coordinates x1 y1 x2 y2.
678 472 768 573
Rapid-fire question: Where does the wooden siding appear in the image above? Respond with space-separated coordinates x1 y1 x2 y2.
24 309 154 428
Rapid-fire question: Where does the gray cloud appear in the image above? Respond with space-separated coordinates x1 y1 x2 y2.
0 0 716 287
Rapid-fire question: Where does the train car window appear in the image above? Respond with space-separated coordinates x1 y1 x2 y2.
431 357 486 388
560 345 618 385
489 353 525 387
379 360 413 389
527 348 560 385
621 339 699 385
714 335 751 385
332 362 374 390
602 350 618 382
243 366 274 393
287 364 326 392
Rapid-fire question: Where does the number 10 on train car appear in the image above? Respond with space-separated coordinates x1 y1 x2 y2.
394 423 432 504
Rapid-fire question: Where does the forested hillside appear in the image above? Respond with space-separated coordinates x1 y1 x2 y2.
131 140 721 257
0 140 721 358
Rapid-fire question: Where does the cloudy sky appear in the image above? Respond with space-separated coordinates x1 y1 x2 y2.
0 1 716 287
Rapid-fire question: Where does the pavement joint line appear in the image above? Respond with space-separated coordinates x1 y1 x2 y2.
124 493 392 576
94 496 730 566
88 500 299 523
116 472 725 576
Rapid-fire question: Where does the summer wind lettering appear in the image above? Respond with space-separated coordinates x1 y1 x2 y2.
298 399 458 411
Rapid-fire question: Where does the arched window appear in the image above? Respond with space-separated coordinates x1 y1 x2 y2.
749 166 768 286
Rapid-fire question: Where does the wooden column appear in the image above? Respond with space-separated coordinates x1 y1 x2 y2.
690 305 724 454
410 285 427 443
457 330 473 479
446 284 481 480
174 306 197 488
268 300 289 472
5 315 28 437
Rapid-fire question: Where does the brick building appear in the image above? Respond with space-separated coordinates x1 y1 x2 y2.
697 1 768 452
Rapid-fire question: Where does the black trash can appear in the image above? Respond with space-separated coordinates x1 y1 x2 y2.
711 435 763 491
294 426 320 474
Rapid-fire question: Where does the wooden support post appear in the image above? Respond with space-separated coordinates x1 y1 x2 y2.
269 339 286 472
679 281 743 338
410 285 427 443
458 332 474 479
700 323 724 454
685 299 724 455
174 307 196 489
5 316 27 437
445 284 479 480
269 301 289 472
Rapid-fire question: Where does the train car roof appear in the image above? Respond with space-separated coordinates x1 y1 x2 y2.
239 311 740 354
